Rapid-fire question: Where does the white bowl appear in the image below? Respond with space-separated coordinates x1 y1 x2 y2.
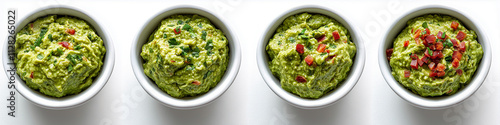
256 5 366 109
131 5 241 109
2 6 115 110
379 5 491 109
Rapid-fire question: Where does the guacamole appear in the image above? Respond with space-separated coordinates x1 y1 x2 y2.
141 14 229 98
15 15 106 98
387 14 483 97
266 13 356 99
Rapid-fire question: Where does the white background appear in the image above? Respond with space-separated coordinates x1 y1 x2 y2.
1 0 499 125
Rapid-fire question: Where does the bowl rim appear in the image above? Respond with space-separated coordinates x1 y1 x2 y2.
256 5 366 109
378 5 492 110
2 5 115 110
130 5 241 109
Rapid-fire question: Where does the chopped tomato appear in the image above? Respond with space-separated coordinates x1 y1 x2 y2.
192 80 201 85
435 42 443 50
431 51 439 59
404 40 409 47
453 51 462 61
58 42 72 50
296 44 304 54
414 29 421 39
421 56 429 64
415 38 421 45
428 62 436 70
326 50 330 53
317 44 326 53
305 55 314 66
386 48 393 60
174 28 181 34
429 71 437 77
457 69 463 75
296 76 307 83
459 42 466 52
429 44 436 50
326 55 336 61
451 39 459 48
332 31 340 40
436 63 445 71
411 59 418 69
456 31 466 41
66 29 75 35
410 53 418 60
30 72 34 78
420 28 431 40
452 58 460 68
316 35 326 42
437 31 443 38
437 51 444 59
404 70 411 78
451 21 459 30
425 35 436 45
437 71 446 77
411 28 414 34
424 49 431 57
417 58 424 66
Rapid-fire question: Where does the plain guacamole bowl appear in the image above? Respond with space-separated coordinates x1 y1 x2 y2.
256 5 365 109
379 5 491 110
2 6 115 110
131 5 241 109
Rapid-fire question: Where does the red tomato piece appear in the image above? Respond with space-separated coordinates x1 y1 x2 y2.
456 31 466 41
326 55 336 61
421 56 429 64
417 58 424 66
425 35 436 45
411 59 418 69
296 76 307 83
66 29 75 35
437 51 444 59
437 31 443 39
58 42 71 49
452 58 460 68
410 53 418 60
386 48 393 60
414 29 421 39
192 80 201 85
456 69 463 75
316 35 326 42
174 28 181 34
451 39 459 48
424 49 431 57
451 21 459 30
317 44 326 53
429 71 437 77
305 55 313 66
431 51 439 59
332 31 340 41
296 44 304 54
404 70 411 78
453 51 462 61
30 72 34 78
436 42 443 51
436 63 446 72
428 62 436 70
437 71 446 77
459 42 466 52
404 41 409 47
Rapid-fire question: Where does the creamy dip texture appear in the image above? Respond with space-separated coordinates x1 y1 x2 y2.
141 14 229 98
267 13 357 99
15 15 106 97
387 14 483 97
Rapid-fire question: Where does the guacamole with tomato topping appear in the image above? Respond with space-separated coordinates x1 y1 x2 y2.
15 15 106 97
141 14 229 98
387 14 483 97
267 13 356 99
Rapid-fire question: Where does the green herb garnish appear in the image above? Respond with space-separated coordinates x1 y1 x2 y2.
201 31 207 40
422 22 428 29
168 38 179 45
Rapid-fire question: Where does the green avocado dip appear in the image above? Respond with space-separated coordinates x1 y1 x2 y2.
141 15 229 98
386 14 483 97
15 15 106 98
266 13 356 99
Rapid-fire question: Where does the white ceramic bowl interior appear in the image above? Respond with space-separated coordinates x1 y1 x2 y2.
257 5 365 109
131 5 241 109
2 6 115 110
379 5 491 109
